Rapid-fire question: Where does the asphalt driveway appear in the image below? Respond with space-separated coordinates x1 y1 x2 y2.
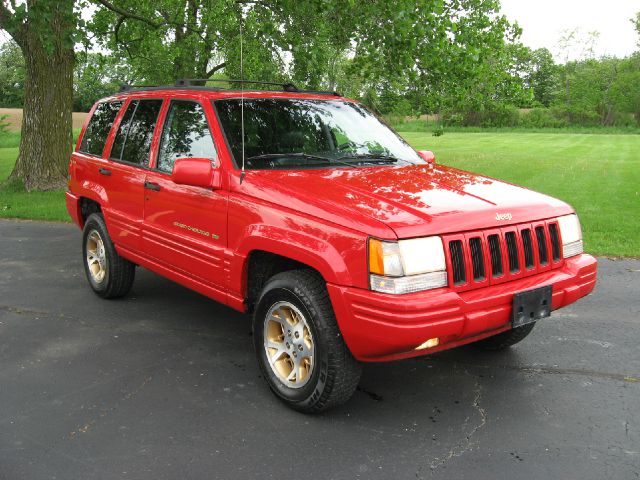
1 219 638 479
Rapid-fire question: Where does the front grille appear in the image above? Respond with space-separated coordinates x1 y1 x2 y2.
446 220 562 290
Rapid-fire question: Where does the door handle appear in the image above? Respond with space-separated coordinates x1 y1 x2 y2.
99 168 111 176
144 181 161 191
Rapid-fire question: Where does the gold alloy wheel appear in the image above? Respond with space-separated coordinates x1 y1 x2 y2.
86 230 107 284
263 301 315 389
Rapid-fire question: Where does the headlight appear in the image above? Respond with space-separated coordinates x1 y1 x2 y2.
368 237 447 294
557 214 583 258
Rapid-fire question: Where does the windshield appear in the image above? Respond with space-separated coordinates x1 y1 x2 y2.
213 98 424 170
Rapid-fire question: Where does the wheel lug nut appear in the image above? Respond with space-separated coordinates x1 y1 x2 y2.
298 345 303 351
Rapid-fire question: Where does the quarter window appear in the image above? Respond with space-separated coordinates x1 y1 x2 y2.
157 101 216 173
110 99 163 166
79 101 123 156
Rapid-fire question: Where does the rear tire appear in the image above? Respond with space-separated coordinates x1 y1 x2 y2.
82 213 135 299
473 323 536 351
253 270 361 413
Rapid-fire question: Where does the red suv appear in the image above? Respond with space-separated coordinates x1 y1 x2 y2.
66 82 597 412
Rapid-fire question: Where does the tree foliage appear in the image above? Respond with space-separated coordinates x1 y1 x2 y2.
73 52 133 111
0 40 25 107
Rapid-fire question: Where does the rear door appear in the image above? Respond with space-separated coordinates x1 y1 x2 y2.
142 99 228 290
102 98 163 252
74 99 124 218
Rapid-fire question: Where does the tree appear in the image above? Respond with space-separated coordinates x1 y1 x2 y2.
520 48 558 107
0 40 25 107
610 53 640 126
0 0 75 191
89 0 230 82
89 0 524 119
89 0 356 87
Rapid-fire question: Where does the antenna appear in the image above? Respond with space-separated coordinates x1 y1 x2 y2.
239 10 246 185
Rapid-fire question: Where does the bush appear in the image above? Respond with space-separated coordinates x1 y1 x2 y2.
519 108 569 128
442 104 521 128
432 124 444 136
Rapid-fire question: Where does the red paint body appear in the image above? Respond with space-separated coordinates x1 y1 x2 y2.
66 88 597 362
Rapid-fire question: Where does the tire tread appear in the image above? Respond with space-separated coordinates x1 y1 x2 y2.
257 269 361 412
83 213 135 299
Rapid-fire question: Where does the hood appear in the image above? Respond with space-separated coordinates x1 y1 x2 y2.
239 164 573 239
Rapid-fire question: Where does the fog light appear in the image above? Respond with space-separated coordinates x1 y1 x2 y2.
415 338 439 350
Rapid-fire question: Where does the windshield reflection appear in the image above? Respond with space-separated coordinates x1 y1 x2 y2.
214 98 424 169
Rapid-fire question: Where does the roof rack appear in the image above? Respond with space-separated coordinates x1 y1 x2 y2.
117 79 341 96
119 84 154 92
175 78 301 92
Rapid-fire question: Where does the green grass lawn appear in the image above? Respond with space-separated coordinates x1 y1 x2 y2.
1 131 638 256
0 148 69 222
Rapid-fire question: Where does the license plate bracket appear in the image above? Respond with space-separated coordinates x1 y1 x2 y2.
512 285 552 328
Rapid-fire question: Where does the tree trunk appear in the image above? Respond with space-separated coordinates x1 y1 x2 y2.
9 2 74 191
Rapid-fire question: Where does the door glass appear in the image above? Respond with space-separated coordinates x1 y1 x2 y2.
79 101 123 156
110 99 163 166
157 101 217 173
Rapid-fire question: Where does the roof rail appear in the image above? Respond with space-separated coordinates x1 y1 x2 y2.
176 78 300 92
119 83 163 92
117 79 341 96
175 78 341 96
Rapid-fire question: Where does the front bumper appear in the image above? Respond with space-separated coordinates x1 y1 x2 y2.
327 254 597 362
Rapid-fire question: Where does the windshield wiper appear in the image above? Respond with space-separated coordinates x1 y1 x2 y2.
245 152 332 163
336 153 404 164
245 152 357 168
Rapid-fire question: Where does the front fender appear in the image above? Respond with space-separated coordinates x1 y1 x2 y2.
228 221 370 307
235 224 351 284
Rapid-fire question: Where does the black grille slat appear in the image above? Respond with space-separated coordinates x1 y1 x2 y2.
469 237 485 281
488 234 503 277
505 232 520 273
521 229 534 269
549 223 561 261
449 240 466 285
535 226 549 265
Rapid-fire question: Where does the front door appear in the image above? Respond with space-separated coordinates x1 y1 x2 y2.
142 99 228 290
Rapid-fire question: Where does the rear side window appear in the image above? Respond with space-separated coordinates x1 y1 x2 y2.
110 99 163 166
156 101 216 173
79 101 123 156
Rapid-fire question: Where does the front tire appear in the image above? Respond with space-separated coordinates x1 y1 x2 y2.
473 323 536 351
82 213 135 299
253 270 361 413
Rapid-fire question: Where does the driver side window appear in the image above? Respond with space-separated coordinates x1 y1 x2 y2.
157 100 217 174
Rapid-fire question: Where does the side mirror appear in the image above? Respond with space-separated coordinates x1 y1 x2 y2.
172 157 221 189
417 150 436 164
